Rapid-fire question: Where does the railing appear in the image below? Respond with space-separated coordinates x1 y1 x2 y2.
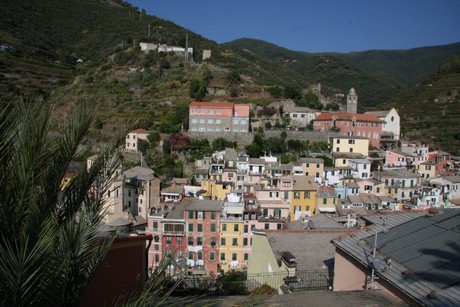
145 227 159 233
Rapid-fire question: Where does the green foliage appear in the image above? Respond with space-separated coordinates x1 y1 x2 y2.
226 70 242 85
245 143 263 158
217 271 248 295
0 96 128 305
268 86 283 98
137 141 150 155
189 79 206 101
147 131 160 143
284 85 302 100
212 138 236 152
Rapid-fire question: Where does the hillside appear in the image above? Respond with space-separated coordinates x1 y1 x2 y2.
224 38 460 110
1 0 459 156
391 55 460 155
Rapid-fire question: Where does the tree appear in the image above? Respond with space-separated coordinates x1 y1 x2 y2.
147 131 160 144
170 133 190 152
189 79 206 101
268 86 283 99
0 97 126 305
284 85 302 100
226 70 241 85
217 271 248 295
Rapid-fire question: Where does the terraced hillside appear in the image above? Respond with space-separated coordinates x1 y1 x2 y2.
392 56 460 155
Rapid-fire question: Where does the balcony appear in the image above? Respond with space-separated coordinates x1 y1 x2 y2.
145 227 159 233
163 230 185 235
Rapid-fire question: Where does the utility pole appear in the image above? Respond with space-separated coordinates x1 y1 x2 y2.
185 33 189 62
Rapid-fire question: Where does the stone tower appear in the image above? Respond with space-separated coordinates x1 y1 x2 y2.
346 88 358 113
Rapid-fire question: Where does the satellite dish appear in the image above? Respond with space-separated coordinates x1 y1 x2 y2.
372 257 382 270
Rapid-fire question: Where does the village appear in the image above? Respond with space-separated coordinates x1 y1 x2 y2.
76 87 460 305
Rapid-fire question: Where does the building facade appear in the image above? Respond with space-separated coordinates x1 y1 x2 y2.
189 101 250 133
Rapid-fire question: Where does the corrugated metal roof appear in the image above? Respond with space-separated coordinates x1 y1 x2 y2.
333 210 460 306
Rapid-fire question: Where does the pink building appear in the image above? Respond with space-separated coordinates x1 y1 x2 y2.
313 113 383 147
428 150 455 175
385 149 416 169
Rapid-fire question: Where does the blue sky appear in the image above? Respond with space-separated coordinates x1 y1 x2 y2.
127 0 460 53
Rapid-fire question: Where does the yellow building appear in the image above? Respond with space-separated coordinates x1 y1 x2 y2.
200 179 233 200
418 161 437 179
316 186 337 214
331 136 369 156
290 176 317 221
218 220 244 272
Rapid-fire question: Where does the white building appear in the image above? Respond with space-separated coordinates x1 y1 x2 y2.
401 141 429 168
283 106 319 128
126 129 149 152
365 108 400 145
139 42 193 58
348 158 371 179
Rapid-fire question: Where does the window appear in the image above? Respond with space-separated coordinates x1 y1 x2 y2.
220 253 225 260
188 224 193 232
232 253 237 261
198 251 203 260
274 209 281 218
188 237 194 245
216 119 222 124
196 211 204 219
270 191 279 198
244 253 249 261
263 208 268 217
188 211 193 219
191 119 198 123
232 238 238 246
243 238 248 246
211 237 216 247
208 109 213 114
336 147 340 152
154 235 159 243
154 244 159 250
348 139 355 144
197 224 203 232
210 252 215 261
166 236 172 244
277 223 282 230
207 119 213 124
294 192 301 199
304 191 310 199
211 211 216 220
199 119 205 124
222 224 227 231
211 224 216 232
234 224 239 232
155 254 159 263
349 148 353 153
188 252 193 260
197 237 203 246
323 198 327 205
221 238 226 246
264 223 269 230
244 225 248 233
294 205 301 213
177 237 182 245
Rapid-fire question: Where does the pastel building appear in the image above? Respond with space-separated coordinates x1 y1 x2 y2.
289 176 317 220
330 136 370 157
385 149 416 169
365 108 400 147
125 129 149 152
299 158 324 179
188 101 250 133
314 113 382 147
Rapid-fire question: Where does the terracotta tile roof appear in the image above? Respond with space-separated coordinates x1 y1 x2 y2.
234 104 250 117
130 129 149 134
315 112 382 123
189 101 234 108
